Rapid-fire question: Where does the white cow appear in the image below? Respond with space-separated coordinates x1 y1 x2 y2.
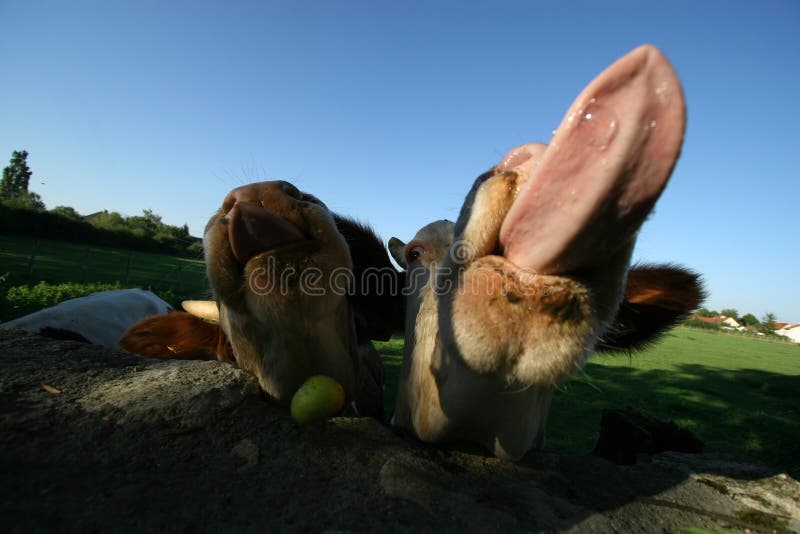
388 45 704 460
1 289 172 349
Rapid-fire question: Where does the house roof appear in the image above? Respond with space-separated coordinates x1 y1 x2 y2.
694 315 723 324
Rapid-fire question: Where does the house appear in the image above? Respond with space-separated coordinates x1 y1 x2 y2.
694 315 746 331
721 316 742 329
776 324 800 343
694 315 723 324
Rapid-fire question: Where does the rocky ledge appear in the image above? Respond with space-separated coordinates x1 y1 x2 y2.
1 328 797 533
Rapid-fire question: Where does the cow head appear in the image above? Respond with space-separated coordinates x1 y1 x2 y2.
388 45 704 460
120 180 402 417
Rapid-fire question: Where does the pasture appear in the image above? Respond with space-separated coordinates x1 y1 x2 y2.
375 328 800 478
0 235 208 319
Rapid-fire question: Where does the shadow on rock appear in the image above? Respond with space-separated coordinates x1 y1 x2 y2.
1 328 797 533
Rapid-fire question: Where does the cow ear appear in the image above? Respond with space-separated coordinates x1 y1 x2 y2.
388 237 407 269
119 311 233 362
181 300 219 322
597 264 705 352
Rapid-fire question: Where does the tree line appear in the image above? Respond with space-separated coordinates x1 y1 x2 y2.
0 150 202 258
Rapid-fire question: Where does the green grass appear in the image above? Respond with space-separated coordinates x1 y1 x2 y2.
374 336 404 417
4 280 125 318
0 235 209 320
376 328 800 477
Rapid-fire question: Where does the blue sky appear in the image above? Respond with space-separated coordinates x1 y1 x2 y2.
1 1 798 323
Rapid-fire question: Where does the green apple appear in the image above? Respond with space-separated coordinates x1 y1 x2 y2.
290 375 346 424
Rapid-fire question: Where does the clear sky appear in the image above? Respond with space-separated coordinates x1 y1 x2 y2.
1 1 798 323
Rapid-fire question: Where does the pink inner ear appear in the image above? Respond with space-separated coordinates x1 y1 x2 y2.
496 143 547 171
498 45 686 275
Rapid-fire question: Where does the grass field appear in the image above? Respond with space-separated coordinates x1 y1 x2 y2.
375 328 800 478
0 235 209 318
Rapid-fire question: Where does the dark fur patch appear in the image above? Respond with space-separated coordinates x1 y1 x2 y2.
333 215 405 341
598 264 706 352
452 168 497 240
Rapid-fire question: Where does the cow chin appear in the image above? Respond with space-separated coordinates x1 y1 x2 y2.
442 267 597 388
442 242 634 389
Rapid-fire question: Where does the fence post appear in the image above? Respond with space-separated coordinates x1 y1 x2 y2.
124 253 132 286
27 238 40 277
81 245 91 283
177 265 185 292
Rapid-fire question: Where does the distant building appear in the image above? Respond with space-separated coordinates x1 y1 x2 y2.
776 324 800 343
694 315 723 324
693 315 747 332
83 210 106 221
721 316 741 328
692 314 799 340
696 314 745 328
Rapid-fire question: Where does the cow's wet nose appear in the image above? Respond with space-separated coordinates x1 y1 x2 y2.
231 187 266 207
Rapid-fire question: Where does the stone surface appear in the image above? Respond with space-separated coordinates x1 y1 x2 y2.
1 327 797 533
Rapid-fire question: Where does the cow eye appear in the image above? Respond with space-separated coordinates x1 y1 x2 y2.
407 246 424 263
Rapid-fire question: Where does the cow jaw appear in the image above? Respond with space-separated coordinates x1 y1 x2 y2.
204 180 358 404
218 298 357 404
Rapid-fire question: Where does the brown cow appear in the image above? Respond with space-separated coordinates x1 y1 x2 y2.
120 181 404 419
387 45 703 460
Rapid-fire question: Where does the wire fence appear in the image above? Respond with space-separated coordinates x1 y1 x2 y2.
2 236 209 297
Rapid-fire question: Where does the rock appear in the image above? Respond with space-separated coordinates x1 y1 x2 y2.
79 360 261 428
1 327 798 532
592 406 704 465
231 438 260 471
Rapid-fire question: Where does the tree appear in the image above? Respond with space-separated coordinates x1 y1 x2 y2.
50 205 83 221
127 209 163 238
155 222 190 243
2 191 45 210
696 308 719 318
186 241 204 257
760 312 778 334
720 308 739 320
741 313 760 327
0 150 33 200
90 210 126 231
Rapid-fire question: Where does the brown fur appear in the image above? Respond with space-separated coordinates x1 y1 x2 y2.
392 168 703 460
119 312 234 363
120 181 399 420
390 46 701 460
